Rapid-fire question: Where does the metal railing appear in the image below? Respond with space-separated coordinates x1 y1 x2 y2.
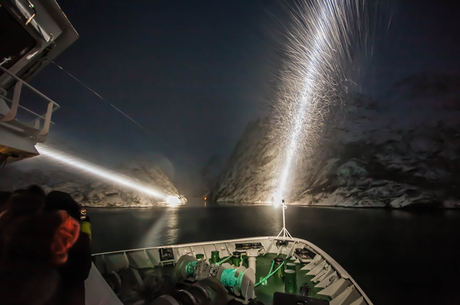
0 63 60 142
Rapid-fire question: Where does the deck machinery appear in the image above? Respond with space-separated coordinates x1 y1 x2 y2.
88 237 372 305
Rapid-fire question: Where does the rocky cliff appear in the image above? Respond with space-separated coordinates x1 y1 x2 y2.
210 73 460 208
0 159 186 207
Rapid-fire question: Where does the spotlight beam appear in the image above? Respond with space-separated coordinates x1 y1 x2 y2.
272 0 375 201
37 145 168 199
277 3 327 200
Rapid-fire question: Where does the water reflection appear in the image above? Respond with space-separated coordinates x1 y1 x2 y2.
165 207 179 245
270 206 282 234
389 209 414 219
140 207 179 247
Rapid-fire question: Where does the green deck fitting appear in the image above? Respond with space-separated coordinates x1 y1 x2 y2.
131 254 332 305
242 254 249 268
254 253 331 304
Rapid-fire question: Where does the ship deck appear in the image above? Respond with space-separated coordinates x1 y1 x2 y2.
88 236 370 305
254 253 331 304
142 252 332 304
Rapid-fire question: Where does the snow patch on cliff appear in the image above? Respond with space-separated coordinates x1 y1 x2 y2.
210 73 460 208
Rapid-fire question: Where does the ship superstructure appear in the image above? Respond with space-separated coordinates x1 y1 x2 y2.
0 0 78 164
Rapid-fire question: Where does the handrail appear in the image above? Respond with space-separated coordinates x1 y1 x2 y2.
1 81 21 121
0 65 60 111
1 95 55 125
0 57 11 67
0 65 60 140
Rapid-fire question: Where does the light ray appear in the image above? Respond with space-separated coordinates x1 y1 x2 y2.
37 144 169 200
277 3 327 200
271 0 378 202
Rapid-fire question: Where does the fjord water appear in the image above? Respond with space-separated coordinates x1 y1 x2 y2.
88 200 460 305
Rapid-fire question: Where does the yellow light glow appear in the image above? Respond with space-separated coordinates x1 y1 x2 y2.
272 193 282 208
166 196 181 206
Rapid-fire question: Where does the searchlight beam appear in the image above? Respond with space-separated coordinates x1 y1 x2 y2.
37 145 169 200
276 2 328 201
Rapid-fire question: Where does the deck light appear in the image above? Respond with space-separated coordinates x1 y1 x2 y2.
276 199 293 240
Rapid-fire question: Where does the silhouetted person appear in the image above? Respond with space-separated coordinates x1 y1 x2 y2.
0 191 12 212
0 192 44 221
45 191 92 305
27 184 46 199
0 192 45 253
0 186 45 235
0 210 80 305
12 189 26 194
45 191 81 220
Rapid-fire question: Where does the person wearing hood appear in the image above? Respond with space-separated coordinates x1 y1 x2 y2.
44 191 92 305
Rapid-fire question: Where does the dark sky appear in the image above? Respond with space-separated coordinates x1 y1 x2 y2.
27 0 460 195
363 0 460 97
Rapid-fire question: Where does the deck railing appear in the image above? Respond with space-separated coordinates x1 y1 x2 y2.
0 63 60 142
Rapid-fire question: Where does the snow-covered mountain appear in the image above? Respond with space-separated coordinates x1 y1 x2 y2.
0 160 186 207
210 73 460 208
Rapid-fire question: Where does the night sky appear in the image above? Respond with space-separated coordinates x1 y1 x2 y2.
27 0 460 195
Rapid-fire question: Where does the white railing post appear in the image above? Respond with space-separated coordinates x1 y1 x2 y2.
1 81 22 122
34 117 41 129
0 65 60 141
37 101 53 141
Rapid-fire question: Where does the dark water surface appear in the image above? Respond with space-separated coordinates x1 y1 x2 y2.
88 200 460 305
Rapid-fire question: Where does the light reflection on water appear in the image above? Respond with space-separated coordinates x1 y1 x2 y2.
88 199 284 252
140 207 179 247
